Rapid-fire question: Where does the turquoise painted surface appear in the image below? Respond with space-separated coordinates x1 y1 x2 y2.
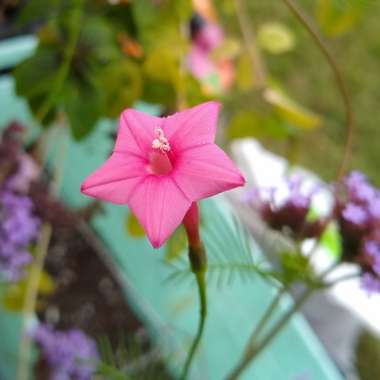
0 299 24 380
0 35 37 71
0 36 343 380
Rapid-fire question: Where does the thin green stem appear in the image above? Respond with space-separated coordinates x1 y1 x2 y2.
37 0 83 122
234 0 266 88
225 286 314 380
179 270 207 380
16 223 52 380
225 260 340 380
16 123 68 380
246 286 286 346
281 0 354 180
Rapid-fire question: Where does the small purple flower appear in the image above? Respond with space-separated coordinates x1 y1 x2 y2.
246 176 324 239
0 190 40 281
362 240 380 276
33 324 99 380
337 171 380 294
369 197 380 221
344 171 378 205
361 272 380 295
341 203 368 227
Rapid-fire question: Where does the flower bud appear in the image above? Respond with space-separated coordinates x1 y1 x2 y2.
183 202 207 273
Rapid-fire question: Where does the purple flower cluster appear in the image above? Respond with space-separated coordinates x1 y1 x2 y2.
0 190 40 281
336 171 380 294
33 324 99 380
247 177 325 240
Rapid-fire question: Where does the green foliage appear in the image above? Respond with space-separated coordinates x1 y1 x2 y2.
96 334 169 380
236 53 255 91
63 80 104 140
17 0 61 25
125 213 187 262
257 22 296 55
13 0 201 140
125 213 145 238
164 227 187 263
319 222 342 259
13 0 377 181
13 47 60 124
316 0 366 37
277 250 317 287
263 87 322 130
2 270 55 312
166 206 269 288
228 111 292 140
99 60 142 118
355 329 380 380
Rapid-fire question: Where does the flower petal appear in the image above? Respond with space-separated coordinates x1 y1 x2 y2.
115 109 162 156
81 152 147 204
173 144 245 201
128 176 191 248
162 101 220 150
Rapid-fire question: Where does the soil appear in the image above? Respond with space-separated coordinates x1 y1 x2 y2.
35 218 171 379
40 223 141 340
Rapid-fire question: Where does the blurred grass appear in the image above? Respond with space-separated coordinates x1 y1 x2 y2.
228 0 380 184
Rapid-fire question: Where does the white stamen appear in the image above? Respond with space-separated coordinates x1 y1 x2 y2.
152 127 171 153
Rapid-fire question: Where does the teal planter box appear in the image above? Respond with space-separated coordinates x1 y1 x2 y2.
0 36 343 380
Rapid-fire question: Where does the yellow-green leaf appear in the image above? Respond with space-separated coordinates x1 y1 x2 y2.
126 213 145 238
2 270 55 312
257 22 295 55
143 47 178 83
228 111 291 140
263 88 322 130
165 227 187 262
2 283 26 311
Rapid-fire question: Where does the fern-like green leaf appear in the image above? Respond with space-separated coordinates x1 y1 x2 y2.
165 199 272 288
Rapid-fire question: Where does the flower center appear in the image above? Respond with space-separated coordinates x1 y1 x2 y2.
149 128 173 176
152 127 170 153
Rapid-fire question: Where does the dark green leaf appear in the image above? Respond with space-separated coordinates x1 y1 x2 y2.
63 81 103 140
14 48 60 100
97 60 142 118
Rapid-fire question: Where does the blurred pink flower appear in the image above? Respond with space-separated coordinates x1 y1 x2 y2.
194 23 224 51
81 102 245 248
188 23 235 93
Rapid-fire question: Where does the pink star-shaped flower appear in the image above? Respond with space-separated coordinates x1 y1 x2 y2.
81 101 245 248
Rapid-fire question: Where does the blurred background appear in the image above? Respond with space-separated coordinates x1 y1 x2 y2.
1 0 380 379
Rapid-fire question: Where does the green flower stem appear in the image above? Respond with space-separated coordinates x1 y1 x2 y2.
281 0 354 180
245 286 287 348
179 267 207 380
225 261 341 380
225 286 314 380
